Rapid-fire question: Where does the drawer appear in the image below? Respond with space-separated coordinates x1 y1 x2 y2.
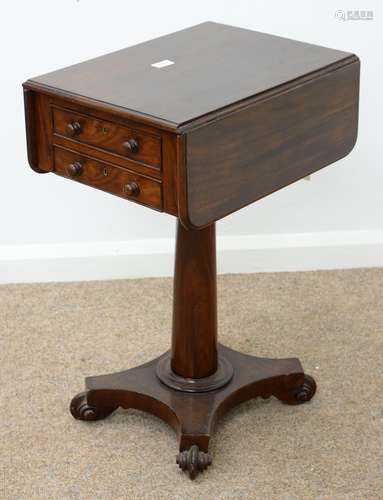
52 107 161 169
53 146 162 210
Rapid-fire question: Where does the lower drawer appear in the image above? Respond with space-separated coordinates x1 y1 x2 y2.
53 146 162 210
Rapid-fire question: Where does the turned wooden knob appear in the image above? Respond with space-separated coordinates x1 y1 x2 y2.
123 139 139 154
66 161 83 177
66 121 82 137
124 181 140 197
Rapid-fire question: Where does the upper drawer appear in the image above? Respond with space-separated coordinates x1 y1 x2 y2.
52 107 161 168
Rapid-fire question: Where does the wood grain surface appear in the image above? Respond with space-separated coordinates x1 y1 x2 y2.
26 22 353 127
181 58 360 228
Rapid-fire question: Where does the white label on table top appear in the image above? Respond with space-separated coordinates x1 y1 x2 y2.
151 60 175 69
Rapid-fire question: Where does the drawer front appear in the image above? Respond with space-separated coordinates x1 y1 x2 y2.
52 107 161 168
54 146 162 210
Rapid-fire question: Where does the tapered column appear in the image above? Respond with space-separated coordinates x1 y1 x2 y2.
170 220 218 378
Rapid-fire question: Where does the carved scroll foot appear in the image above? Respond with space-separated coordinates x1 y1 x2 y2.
70 391 118 421
176 445 212 479
274 373 317 405
289 374 317 405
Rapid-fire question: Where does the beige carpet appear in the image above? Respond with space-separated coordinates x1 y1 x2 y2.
1 268 382 499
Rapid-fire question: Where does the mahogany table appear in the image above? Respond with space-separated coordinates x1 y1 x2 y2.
23 22 359 479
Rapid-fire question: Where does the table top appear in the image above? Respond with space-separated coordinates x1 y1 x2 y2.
30 22 352 127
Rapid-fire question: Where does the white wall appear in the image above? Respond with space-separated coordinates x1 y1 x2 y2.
1 0 382 283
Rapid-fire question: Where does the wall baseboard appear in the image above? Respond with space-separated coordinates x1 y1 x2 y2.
1 230 382 284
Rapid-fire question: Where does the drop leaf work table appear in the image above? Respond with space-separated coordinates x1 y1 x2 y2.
23 22 359 479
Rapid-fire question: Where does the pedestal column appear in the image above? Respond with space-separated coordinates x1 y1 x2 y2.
171 221 218 378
